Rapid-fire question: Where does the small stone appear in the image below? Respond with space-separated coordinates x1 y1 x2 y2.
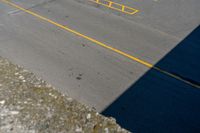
19 75 24 80
86 113 91 119
35 85 41 88
23 69 28 72
10 111 19 115
75 127 82 132
104 128 109 133
14 72 19 75
46 84 52 88
67 97 73 102
0 100 5 105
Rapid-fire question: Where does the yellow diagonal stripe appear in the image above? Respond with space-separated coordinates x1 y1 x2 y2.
90 0 139 15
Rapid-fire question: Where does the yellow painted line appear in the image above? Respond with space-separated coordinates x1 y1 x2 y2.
1 0 200 89
90 0 139 15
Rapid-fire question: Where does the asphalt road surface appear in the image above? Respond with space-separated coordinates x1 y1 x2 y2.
0 0 200 132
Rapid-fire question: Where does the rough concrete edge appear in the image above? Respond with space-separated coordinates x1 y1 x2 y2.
0 56 130 133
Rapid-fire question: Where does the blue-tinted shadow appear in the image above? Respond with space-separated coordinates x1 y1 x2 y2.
102 26 200 133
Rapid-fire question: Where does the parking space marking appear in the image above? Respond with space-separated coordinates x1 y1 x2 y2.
90 0 139 15
1 0 199 88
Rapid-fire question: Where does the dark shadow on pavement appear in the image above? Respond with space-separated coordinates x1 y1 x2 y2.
102 26 200 133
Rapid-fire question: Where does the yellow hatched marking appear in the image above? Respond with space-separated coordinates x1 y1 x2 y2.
90 0 139 15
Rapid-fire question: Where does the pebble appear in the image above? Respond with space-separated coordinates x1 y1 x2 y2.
10 111 19 115
104 128 109 133
14 72 19 75
0 100 5 105
86 113 91 119
75 127 82 132
19 75 24 80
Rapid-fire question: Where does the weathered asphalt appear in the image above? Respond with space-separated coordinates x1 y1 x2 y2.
0 0 200 132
